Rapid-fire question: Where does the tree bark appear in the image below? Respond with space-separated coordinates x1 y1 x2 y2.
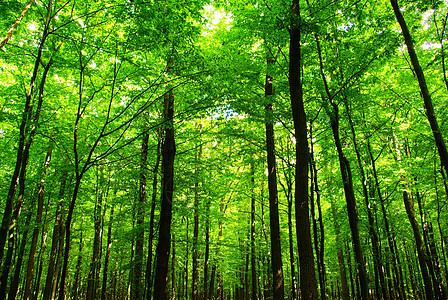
42 172 67 300
345 107 388 299
145 128 162 300
331 202 350 300
289 0 318 298
0 0 53 265
7 209 32 300
153 89 176 300
23 147 52 300
101 206 114 300
265 56 284 300
86 168 106 300
192 143 202 300
402 190 434 299
131 132 150 300
309 122 326 300
390 0 448 174
250 160 258 300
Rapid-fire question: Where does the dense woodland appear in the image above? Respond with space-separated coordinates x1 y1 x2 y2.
1 0 448 299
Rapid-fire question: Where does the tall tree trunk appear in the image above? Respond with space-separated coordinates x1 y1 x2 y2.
184 218 189 300
32 228 48 300
87 168 106 300
23 147 52 299
367 138 405 299
101 206 114 300
145 128 162 300
131 131 150 300
309 121 326 300
345 108 388 299
0 58 53 300
42 170 68 300
192 143 202 300
289 0 318 298
7 209 32 300
331 202 350 300
204 196 211 300
72 222 84 300
171 233 176 300
402 190 434 299
153 89 176 300
312 20 368 297
327 101 368 300
390 0 448 174
250 160 258 300
0 1 53 263
265 56 284 300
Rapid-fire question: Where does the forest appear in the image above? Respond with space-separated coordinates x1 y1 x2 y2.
1 0 448 299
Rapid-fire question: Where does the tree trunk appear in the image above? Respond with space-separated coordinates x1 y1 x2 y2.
250 160 258 300
327 102 368 300
390 0 448 174
153 89 176 300
101 206 114 300
0 2 53 264
331 202 350 300
42 169 68 300
289 0 318 298
402 190 434 300
86 168 106 300
367 138 405 299
7 209 32 300
23 147 52 299
265 56 285 300
131 132 150 300
204 196 211 300
32 229 48 300
192 143 202 300
171 233 176 300
145 128 162 300
309 121 326 300
345 108 388 299
72 223 84 300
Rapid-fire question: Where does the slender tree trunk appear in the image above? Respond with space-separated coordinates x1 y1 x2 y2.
145 128 162 300
346 241 356 299
367 138 405 299
250 160 258 300
42 170 68 300
204 196 211 300
309 122 326 300
101 206 114 300
184 218 189 300
7 209 32 300
289 0 318 298
32 229 48 300
72 223 84 300
87 168 106 300
327 102 368 300
210 264 216 300
0 58 53 299
402 190 434 299
192 143 202 300
153 89 176 300
0 2 53 263
23 147 52 299
265 56 284 300
345 108 388 299
312 21 368 297
390 0 448 174
171 233 176 300
331 202 350 300
131 132 150 300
